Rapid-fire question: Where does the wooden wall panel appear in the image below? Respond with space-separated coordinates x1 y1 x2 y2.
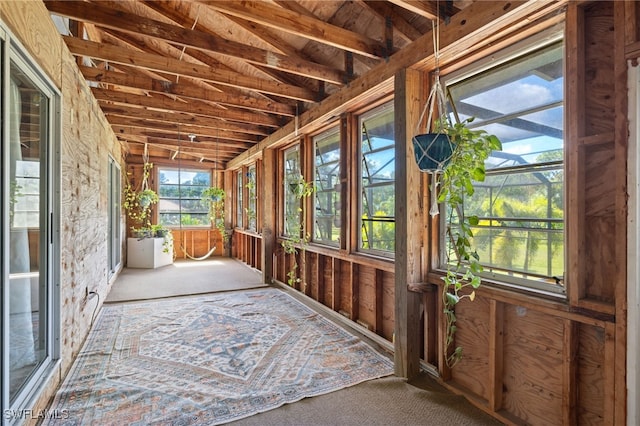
580 1 617 308
583 2 615 136
1 0 124 415
356 265 376 330
584 144 616 217
381 270 395 341
172 229 223 259
324 257 335 308
502 305 564 425
583 215 616 303
450 296 491 401
577 323 605 424
338 260 354 319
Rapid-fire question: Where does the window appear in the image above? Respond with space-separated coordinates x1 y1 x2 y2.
158 168 211 226
236 170 243 228
3 30 61 414
108 156 121 275
246 165 257 231
313 128 341 246
443 37 564 294
283 146 301 237
359 102 395 254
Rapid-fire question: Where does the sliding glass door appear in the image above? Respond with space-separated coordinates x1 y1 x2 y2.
108 156 122 276
2 28 60 420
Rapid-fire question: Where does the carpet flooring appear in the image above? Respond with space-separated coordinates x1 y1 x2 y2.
44 288 394 425
106 258 267 302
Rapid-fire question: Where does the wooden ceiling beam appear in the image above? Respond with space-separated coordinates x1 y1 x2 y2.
105 115 263 144
200 0 386 59
63 36 317 102
227 0 567 168
47 0 346 85
136 0 347 85
80 66 295 116
110 120 261 145
126 151 227 168
363 1 423 42
387 0 440 20
111 125 258 147
127 137 248 156
99 103 269 137
137 138 245 156
91 87 280 128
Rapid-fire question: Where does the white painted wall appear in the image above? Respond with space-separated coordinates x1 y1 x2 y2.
627 64 639 426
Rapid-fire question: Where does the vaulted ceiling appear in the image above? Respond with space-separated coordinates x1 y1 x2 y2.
45 0 475 168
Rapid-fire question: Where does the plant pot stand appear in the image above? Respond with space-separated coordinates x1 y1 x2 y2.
127 237 173 269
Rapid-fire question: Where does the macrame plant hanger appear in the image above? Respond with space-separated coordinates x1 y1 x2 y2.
412 2 454 218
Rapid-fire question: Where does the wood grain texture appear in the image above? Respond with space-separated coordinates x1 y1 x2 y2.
502 305 564 425
380 270 395 341
583 216 616 303
450 296 491 401
1 1 123 415
576 323 605 425
356 265 376 331
583 2 615 136
584 144 616 217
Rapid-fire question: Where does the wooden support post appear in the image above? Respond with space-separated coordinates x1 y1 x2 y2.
603 322 616 425
375 268 384 334
351 262 359 322
613 2 629 423
332 258 340 311
562 320 578 425
261 148 276 283
565 1 586 306
394 67 423 379
489 300 504 412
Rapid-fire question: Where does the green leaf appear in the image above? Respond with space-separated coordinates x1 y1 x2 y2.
445 292 460 306
468 215 479 226
471 167 485 181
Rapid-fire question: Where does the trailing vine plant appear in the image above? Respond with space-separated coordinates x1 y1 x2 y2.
281 174 315 287
202 186 228 244
123 161 159 234
435 117 501 368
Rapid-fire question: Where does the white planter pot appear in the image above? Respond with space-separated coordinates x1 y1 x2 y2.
127 237 173 269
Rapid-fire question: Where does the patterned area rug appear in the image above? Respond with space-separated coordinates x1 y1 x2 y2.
45 288 393 425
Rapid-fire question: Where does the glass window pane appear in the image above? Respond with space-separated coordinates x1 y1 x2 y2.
158 168 210 227
360 102 395 253
444 40 564 292
284 147 301 237
247 166 257 231
236 171 243 227
8 61 49 402
313 128 341 246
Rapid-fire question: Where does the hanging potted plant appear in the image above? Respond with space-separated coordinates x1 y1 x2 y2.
123 161 159 237
281 174 315 288
412 74 455 174
138 188 159 208
202 186 227 244
411 67 501 367
432 116 501 367
202 186 225 203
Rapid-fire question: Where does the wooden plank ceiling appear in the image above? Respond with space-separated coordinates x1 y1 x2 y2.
46 0 472 168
